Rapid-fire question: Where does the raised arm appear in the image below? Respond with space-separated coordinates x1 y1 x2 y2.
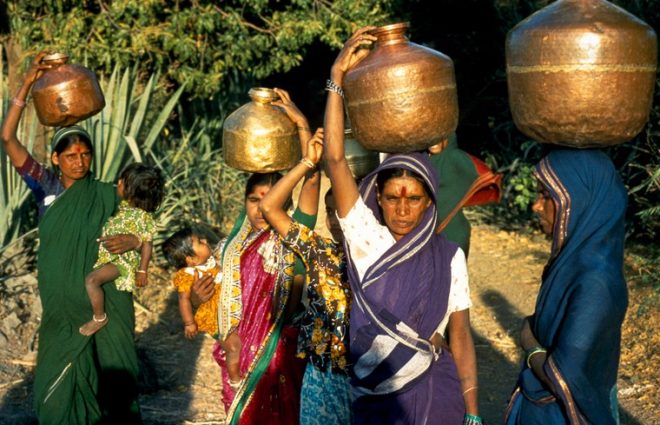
260 130 324 237
0 52 49 168
272 89 321 217
324 27 377 218
273 88 312 147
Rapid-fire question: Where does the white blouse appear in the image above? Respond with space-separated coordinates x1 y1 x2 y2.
337 197 471 336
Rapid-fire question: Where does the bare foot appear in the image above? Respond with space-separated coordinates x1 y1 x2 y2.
79 313 108 336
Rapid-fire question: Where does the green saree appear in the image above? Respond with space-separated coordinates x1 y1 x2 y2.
33 176 141 424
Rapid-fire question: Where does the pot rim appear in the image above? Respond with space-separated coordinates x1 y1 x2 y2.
371 22 410 37
248 87 278 103
42 52 69 63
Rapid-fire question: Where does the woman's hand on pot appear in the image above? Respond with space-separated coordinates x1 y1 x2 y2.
272 88 308 128
331 26 377 84
190 271 215 307
24 51 52 87
99 234 141 254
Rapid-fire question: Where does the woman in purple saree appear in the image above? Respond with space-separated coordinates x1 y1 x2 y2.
323 27 481 425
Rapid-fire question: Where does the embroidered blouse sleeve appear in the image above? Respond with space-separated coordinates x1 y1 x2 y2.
434 248 472 336
336 196 396 281
16 155 64 216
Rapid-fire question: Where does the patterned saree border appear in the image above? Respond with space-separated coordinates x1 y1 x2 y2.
546 356 586 425
225 243 295 424
535 158 571 259
503 386 521 422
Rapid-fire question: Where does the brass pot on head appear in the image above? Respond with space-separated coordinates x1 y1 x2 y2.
223 87 300 172
31 53 105 127
506 0 657 147
343 22 459 153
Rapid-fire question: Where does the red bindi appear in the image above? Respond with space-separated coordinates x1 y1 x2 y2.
259 190 266 197
399 186 407 197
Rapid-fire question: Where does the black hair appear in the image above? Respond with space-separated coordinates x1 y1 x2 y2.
52 132 94 155
244 172 283 199
162 227 195 269
119 163 165 212
245 172 292 210
375 167 432 198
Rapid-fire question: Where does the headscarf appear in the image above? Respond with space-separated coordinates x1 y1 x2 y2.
51 125 92 152
506 149 628 424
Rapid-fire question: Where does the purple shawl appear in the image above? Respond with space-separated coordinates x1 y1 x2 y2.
346 153 464 424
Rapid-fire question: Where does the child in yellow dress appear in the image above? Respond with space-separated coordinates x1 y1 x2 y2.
163 227 243 389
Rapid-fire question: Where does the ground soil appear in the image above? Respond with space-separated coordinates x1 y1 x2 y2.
0 223 657 424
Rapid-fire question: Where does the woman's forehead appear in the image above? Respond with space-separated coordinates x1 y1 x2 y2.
247 184 272 197
382 176 426 194
61 141 92 154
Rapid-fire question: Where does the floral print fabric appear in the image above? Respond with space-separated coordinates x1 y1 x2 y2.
281 221 351 373
95 200 155 292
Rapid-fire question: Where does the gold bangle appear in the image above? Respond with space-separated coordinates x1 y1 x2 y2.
300 158 315 169
297 125 311 132
11 97 26 108
462 385 478 396
525 346 547 368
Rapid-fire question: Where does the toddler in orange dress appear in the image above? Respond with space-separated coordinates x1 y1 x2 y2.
163 227 242 388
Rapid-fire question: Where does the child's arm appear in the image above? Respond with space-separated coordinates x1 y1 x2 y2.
178 291 198 339
136 240 153 287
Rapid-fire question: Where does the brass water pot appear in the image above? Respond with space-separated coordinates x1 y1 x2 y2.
31 53 105 127
506 0 657 147
344 129 380 178
343 22 458 153
223 88 300 172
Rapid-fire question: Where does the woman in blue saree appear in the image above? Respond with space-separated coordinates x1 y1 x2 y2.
505 149 628 424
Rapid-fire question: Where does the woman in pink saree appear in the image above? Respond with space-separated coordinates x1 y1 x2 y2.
210 93 320 425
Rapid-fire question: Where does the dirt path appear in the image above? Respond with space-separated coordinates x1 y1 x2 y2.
0 223 657 424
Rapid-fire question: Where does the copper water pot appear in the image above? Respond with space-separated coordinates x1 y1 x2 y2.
506 0 657 147
343 22 458 153
223 87 300 172
31 53 105 127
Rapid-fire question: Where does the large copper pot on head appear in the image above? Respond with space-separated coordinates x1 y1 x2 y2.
506 0 657 147
31 53 105 127
343 22 459 153
223 87 300 172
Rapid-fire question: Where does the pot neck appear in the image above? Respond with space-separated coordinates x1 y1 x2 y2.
41 53 69 68
373 22 410 47
249 87 278 104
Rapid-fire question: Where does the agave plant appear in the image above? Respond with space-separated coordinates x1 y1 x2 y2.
151 112 246 253
80 66 186 182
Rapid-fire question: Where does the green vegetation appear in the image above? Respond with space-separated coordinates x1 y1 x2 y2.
0 0 657 250
2 0 395 97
